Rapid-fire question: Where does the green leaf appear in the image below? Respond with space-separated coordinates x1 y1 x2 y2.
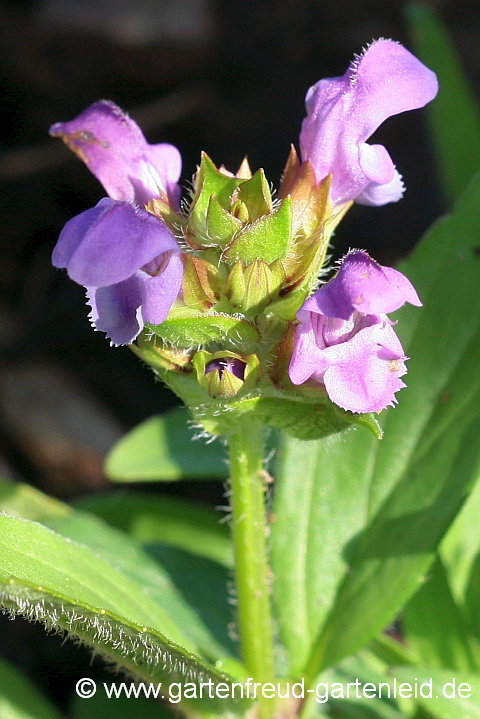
323 702 405 719
45 513 241 670
271 175 480 677
406 3 480 202
441 476 480 603
368 633 420 668
319 652 408 719
0 478 70 522
0 480 241 673
105 407 228 482
309 408 480 675
271 436 373 674
145 544 240 672
368 177 480 516
391 666 480 719
0 656 63 719
403 556 479 672
77 490 233 568
0 516 247 714
149 312 261 349
465 552 480 641
224 197 292 264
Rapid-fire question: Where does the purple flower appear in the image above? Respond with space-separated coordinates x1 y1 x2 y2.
300 39 438 206
53 198 183 345
50 100 182 207
288 251 422 413
50 101 185 345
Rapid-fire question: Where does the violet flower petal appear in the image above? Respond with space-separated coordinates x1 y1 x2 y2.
288 311 325 385
87 278 144 346
300 39 438 204
305 251 421 319
321 323 407 412
52 198 111 269
289 314 408 412
358 143 395 185
87 254 183 345
50 100 182 205
53 199 180 287
356 169 405 206
140 252 183 325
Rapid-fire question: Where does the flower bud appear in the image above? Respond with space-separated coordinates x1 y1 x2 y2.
193 350 260 398
225 259 286 315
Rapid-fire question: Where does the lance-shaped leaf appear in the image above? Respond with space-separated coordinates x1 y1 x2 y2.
0 478 239 667
319 651 408 719
105 407 229 482
0 516 249 713
465 552 480 642
441 475 480 604
1 475 232 567
403 555 480 672
406 3 480 203
76 490 233 568
391 666 480 719
271 175 480 677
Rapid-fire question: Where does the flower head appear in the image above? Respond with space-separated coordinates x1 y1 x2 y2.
288 251 422 412
300 39 438 206
50 100 182 207
53 198 183 345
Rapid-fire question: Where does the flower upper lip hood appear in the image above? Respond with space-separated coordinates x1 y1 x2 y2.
288 251 422 413
49 100 182 207
299 39 438 206
304 249 422 319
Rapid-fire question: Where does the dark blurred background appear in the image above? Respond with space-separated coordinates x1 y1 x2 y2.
0 0 478 711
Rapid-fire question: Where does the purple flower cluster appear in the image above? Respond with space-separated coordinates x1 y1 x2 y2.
50 39 436 413
288 251 422 412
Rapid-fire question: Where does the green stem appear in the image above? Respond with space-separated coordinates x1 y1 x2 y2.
229 422 274 717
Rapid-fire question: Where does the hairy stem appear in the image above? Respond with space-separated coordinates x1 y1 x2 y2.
229 422 274 718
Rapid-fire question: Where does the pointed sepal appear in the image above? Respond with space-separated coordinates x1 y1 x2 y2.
224 196 293 264
186 153 243 249
206 195 243 247
225 259 286 315
182 255 222 311
234 168 273 222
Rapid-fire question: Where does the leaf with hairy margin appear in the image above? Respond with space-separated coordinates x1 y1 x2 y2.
0 516 250 715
